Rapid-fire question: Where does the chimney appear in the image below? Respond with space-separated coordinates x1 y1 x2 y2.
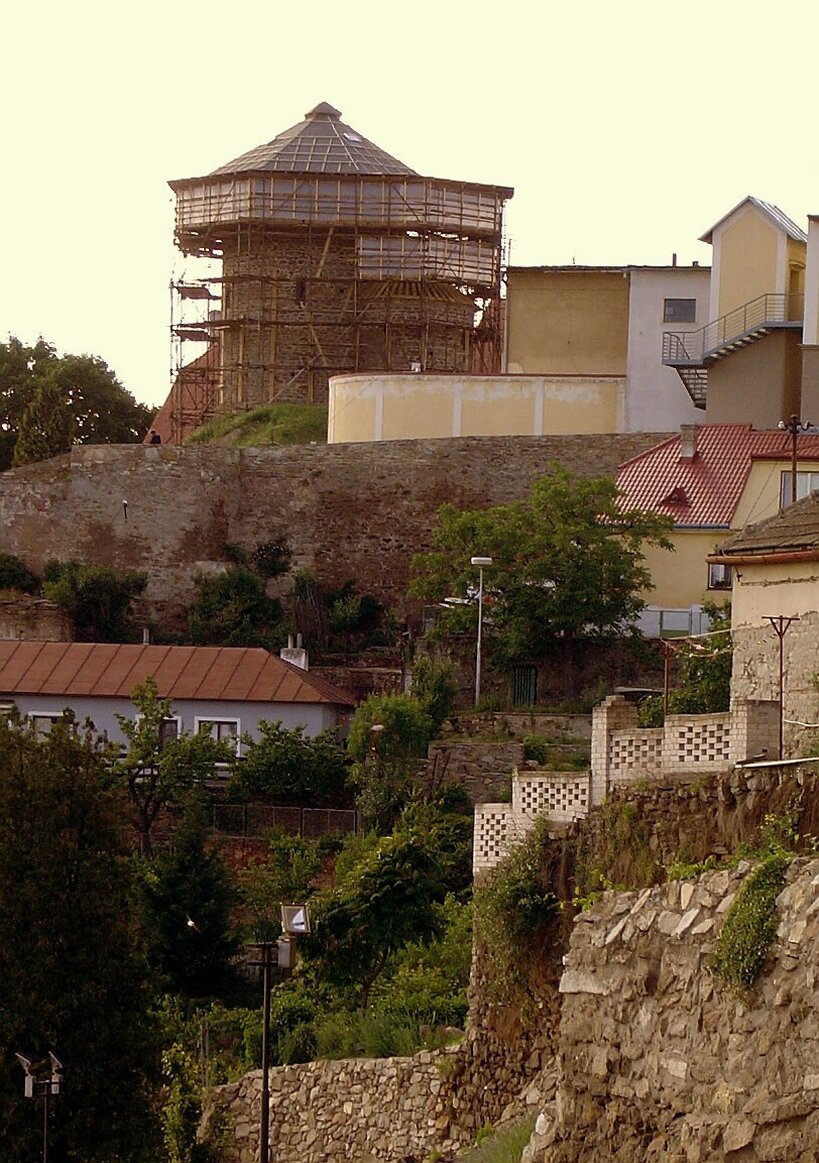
142 627 151 645
280 638 309 670
679 424 698 461
672 253 677 267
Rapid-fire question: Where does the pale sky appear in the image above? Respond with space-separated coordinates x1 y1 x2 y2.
2 0 817 409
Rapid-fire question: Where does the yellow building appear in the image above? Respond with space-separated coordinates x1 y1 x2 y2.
662 196 817 427
615 424 819 635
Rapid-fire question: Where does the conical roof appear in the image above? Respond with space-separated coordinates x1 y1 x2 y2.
210 102 418 177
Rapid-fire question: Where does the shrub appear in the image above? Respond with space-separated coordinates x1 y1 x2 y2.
711 853 789 994
0 551 39 593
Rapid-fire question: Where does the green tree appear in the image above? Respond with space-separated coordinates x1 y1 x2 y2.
12 374 74 466
411 467 673 667
0 713 160 1162
0 336 151 470
42 558 147 641
347 693 434 832
231 721 350 805
303 828 450 1010
188 566 285 648
138 796 238 998
113 678 232 854
411 654 459 731
238 833 322 940
0 551 39 593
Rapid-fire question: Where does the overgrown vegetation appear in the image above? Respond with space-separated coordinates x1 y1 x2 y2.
711 852 789 995
42 558 147 641
457 1116 537 1162
573 797 661 907
473 816 558 1005
186 404 328 447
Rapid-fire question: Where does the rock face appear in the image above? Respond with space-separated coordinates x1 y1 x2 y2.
527 858 819 1162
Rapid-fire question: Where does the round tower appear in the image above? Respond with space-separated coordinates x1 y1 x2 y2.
168 103 513 426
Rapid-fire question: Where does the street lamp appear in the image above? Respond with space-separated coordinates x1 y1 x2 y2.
471 556 492 707
778 413 814 505
16 1051 63 1163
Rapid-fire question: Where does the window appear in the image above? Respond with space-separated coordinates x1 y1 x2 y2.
135 713 181 749
780 471 819 508
708 563 733 590
196 718 241 755
29 712 63 735
663 298 697 323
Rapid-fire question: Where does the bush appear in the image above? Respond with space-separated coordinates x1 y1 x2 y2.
473 816 557 1004
0 551 39 593
412 655 459 732
42 558 147 640
188 567 284 648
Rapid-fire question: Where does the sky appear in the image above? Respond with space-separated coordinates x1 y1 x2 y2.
3 0 818 410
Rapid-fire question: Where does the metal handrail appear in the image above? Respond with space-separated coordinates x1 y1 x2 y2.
663 292 804 365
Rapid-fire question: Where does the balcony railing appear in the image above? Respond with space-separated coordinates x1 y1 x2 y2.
663 292 804 366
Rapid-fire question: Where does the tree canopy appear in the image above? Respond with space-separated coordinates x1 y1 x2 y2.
0 714 160 1162
410 467 673 665
0 336 152 470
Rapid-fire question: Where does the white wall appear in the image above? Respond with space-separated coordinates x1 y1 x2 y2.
625 267 711 431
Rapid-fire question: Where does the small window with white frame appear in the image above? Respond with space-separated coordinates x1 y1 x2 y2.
663 298 697 323
29 712 64 735
780 470 819 508
708 562 733 590
195 718 241 755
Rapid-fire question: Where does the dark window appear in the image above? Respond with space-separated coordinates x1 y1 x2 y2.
663 298 697 323
708 563 733 590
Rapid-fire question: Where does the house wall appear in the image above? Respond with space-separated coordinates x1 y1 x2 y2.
9 695 338 747
505 269 629 376
624 268 709 432
730 564 819 754
639 530 723 610
710 204 782 319
705 330 802 427
327 373 623 443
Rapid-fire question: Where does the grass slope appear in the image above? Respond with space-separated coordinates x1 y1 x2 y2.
187 404 328 447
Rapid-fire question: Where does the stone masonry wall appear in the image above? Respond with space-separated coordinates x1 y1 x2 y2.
206 1014 556 1163
0 436 666 634
527 857 819 1162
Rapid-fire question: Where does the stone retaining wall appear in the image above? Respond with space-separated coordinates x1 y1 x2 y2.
526 858 819 1162
0 434 667 632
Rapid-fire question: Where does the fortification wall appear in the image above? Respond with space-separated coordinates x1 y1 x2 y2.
0 434 666 630
528 858 819 1162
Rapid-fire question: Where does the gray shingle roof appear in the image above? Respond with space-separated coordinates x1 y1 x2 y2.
210 103 417 177
700 196 807 245
717 491 819 556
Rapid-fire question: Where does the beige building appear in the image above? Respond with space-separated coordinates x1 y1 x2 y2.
711 493 819 755
663 196 819 427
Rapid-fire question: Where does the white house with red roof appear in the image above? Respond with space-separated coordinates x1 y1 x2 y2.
615 423 819 632
0 642 356 748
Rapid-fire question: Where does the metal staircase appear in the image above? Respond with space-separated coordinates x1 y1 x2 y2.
662 292 804 409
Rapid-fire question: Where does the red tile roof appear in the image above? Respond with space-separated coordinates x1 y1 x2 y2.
0 642 356 707
616 425 819 528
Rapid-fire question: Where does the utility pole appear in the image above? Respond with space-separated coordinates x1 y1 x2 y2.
765 615 799 759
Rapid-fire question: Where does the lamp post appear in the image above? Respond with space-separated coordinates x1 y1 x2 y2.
779 414 814 505
15 1051 63 1163
471 556 492 707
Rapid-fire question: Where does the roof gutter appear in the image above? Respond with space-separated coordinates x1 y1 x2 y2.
707 548 819 566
